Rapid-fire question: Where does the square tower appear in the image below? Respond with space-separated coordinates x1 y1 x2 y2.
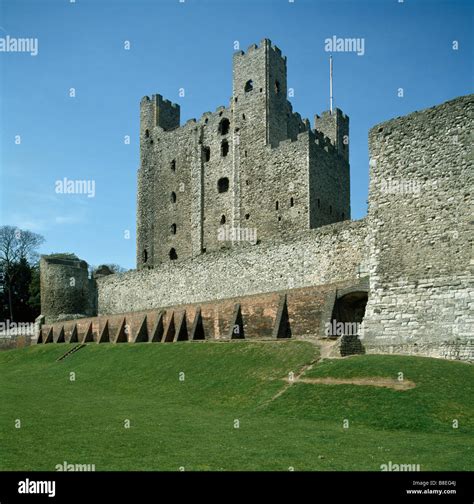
232 39 290 148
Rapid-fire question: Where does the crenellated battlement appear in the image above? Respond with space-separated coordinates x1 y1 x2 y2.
141 94 179 109
233 38 286 62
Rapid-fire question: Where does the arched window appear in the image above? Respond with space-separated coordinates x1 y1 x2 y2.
169 248 178 260
220 215 226 225
290 197 294 207
170 192 177 203
221 140 229 157
170 223 177 235
275 201 279 210
217 177 229 193
244 80 253 92
218 118 230 135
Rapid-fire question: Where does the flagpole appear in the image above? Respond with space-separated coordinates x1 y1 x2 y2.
330 55 333 114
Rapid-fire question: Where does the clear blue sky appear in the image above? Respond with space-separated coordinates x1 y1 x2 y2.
1 0 472 270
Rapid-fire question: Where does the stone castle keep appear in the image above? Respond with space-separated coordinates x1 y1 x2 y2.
39 40 473 361
138 39 349 266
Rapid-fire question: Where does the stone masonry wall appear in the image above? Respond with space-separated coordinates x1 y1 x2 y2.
361 95 474 361
99 219 368 315
40 256 96 323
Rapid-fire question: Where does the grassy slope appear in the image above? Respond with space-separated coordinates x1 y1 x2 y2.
0 341 472 471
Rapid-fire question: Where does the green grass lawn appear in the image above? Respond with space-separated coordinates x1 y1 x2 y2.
0 341 472 471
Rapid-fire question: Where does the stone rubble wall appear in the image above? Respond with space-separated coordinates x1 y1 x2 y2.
361 95 474 361
99 219 368 315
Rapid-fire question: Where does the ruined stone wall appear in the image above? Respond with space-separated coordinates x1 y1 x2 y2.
99 219 368 315
361 95 474 361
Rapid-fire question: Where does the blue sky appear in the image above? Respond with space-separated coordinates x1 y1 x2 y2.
0 0 472 270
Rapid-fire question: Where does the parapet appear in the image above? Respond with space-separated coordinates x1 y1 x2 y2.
233 38 287 62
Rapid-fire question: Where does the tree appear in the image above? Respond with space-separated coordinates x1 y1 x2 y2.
0 226 45 321
89 263 127 276
28 263 41 316
103 264 127 274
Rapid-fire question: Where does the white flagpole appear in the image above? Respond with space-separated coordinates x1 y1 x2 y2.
330 55 333 114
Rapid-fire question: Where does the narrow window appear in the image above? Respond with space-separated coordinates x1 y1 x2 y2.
171 192 176 203
217 177 229 193
221 140 229 157
218 118 230 135
275 80 280 94
220 215 226 225
169 248 178 260
259 87 263 92
170 223 177 235
142 249 148 263
275 201 279 210
170 159 176 172
145 129 149 138
290 197 294 207
202 146 210 162
317 198 321 209
242 114 246 120
244 80 253 92
278 216 282 222
245 213 250 220
329 205 332 215
342 212 345 220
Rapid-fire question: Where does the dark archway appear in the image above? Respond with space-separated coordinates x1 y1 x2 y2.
330 290 368 356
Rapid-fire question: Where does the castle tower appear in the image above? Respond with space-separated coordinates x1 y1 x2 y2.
140 94 180 138
136 40 351 269
40 255 95 323
232 39 289 149
137 95 181 269
314 108 349 162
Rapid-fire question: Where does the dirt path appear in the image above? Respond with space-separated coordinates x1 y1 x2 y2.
283 376 416 390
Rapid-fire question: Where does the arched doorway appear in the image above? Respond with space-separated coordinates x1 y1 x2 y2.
330 290 368 356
